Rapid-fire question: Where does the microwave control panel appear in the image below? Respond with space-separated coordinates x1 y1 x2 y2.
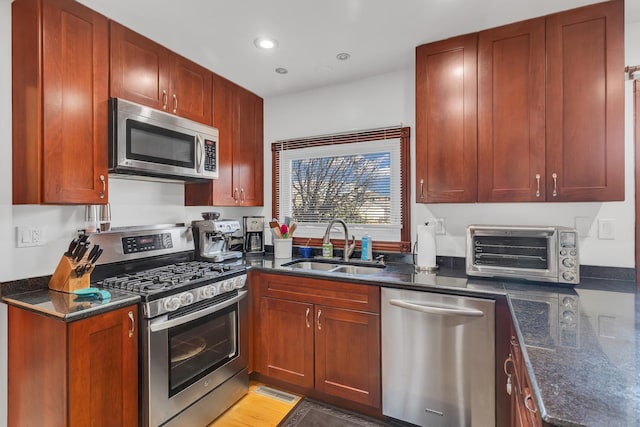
558 231 579 284
204 139 217 172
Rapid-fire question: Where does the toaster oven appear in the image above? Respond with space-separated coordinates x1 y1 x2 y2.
466 225 579 284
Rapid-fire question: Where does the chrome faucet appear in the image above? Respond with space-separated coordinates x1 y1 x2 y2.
322 219 356 261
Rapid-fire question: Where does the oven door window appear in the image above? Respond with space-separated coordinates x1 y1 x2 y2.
168 303 238 397
126 119 195 169
473 235 549 270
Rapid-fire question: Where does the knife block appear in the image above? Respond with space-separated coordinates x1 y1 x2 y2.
48 256 93 293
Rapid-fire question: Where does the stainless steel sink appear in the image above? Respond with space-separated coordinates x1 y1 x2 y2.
282 260 386 275
286 261 341 271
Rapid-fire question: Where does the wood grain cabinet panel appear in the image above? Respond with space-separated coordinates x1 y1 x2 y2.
110 21 213 125
546 0 624 201
415 34 478 203
8 305 138 427
259 297 314 388
12 0 109 204
478 18 546 202
185 74 264 206
252 272 381 410
314 305 380 407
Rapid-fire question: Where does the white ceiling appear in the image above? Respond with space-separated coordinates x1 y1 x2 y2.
78 0 639 98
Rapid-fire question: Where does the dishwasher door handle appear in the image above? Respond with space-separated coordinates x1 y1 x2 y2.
389 299 485 317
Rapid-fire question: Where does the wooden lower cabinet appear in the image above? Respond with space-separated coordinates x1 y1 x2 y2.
254 272 381 410
505 326 544 427
8 304 138 427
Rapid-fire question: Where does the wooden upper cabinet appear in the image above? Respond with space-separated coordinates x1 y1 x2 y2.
478 18 546 202
110 21 213 125
185 74 264 206
12 0 109 204
415 34 478 203
109 21 170 111
546 0 624 202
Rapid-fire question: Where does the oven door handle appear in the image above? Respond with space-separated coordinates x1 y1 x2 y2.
149 290 248 332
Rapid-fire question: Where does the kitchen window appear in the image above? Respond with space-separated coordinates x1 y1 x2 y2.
272 126 410 252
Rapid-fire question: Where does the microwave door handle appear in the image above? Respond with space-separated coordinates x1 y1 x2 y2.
149 290 248 332
195 135 204 174
389 299 484 318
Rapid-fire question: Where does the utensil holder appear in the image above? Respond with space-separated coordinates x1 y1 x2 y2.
273 238 293 259
48 256 93 293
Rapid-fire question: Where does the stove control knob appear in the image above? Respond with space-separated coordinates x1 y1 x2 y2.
163 296 181 312
234 276 247 289
179 292 194 306
200 285 217 299
222 280 234 292
562 258 576 268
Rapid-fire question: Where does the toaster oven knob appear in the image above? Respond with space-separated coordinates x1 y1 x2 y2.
562 271 576 282
179 292 194 306
562 258 576 268
163 296 181 312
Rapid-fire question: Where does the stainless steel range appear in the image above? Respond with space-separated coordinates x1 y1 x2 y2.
91 224 248 427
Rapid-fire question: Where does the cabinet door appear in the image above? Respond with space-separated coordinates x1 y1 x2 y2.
259 297 314 388
14 0 112 205
478 18 546 202
314 306 381 408
546 0 624 201
185 75 264 206
68 305 138 427
170 54 213 125
110 21 170 111
236 86 264 206
415 34 477 203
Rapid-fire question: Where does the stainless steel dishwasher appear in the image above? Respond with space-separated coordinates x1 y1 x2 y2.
381 288 495 427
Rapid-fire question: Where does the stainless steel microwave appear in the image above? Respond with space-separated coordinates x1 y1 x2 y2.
109 98 218 182
466 225 579 284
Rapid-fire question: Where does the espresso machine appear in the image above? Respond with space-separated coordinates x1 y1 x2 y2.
243 216 264 254
192 213 243 262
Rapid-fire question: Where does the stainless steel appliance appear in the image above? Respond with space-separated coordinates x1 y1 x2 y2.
243 216 264 254
109 98 219 182
90 225 248 427
382 288 495 427
192 216 243 262
466 225 580 284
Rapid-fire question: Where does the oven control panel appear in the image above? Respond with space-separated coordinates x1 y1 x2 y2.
122 233 173 254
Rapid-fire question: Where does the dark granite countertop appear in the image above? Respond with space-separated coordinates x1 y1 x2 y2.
247 254 639 427
0 275 140 321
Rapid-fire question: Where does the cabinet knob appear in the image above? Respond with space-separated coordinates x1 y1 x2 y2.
233 188 239 203
162 90 168 110
172 94 178 113
240 188 245 203
305 307 310 328
419 179 425 201
535 174 541 198
524 393 538 413
552 173 558 197
317 309 322 330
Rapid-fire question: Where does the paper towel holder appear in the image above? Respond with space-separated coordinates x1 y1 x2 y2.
413 239 439 272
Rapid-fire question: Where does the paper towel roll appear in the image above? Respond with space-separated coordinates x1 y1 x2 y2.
416 223 437 270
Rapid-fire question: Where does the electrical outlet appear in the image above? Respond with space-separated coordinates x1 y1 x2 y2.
434 218 446 235
16 226 44 247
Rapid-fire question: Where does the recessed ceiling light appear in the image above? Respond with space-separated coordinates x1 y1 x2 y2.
275 67 288 74
336 52 351 61
254 37 278 49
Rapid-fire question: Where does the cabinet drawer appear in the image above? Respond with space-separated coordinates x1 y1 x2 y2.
258 272 380 313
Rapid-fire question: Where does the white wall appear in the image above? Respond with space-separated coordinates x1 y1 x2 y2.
266 22 640 269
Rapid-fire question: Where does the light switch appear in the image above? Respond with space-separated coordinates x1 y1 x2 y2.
16 226 43 247
597 219 615 240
